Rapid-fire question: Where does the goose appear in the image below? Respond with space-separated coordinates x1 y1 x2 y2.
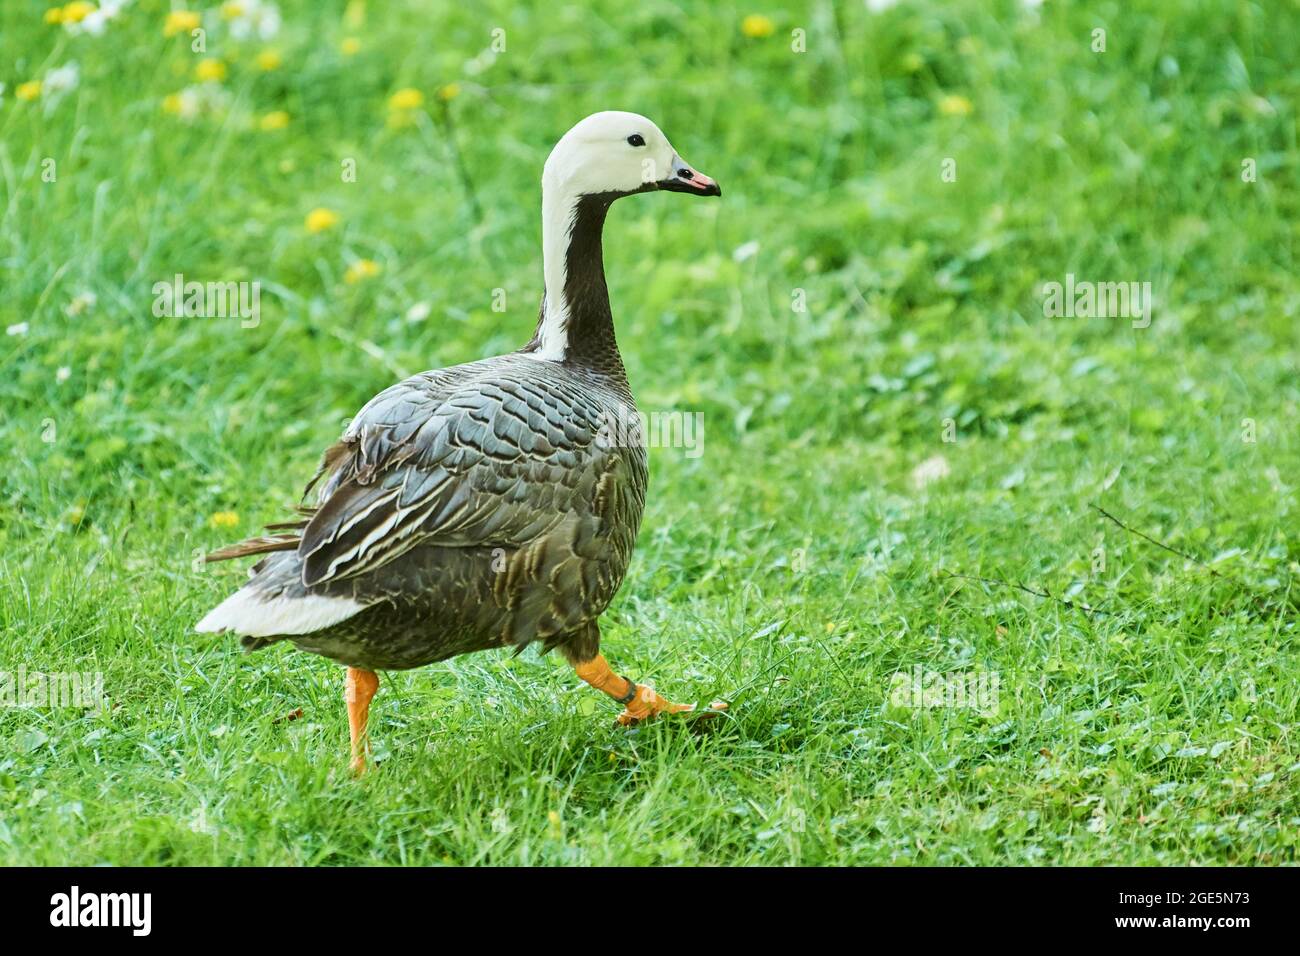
196 111 725 773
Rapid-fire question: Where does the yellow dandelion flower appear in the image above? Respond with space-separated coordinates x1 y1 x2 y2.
340 37 361 56
209 510 240 529
741 14 776 38
220 1 245 19
254 49 283 71
344 259 381 284
162 93 183 114
437 83 460 102
259 110 290 131
45 7 65 24
164 10 201 37
305 207 340 233
61 1 95 23
16 81 42 102
388 87 424 110
195 58 228 83
938 94 973 117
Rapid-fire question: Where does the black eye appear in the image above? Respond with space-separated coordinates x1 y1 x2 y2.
626 134 646 147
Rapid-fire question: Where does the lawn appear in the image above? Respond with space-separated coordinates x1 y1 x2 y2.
1 0 1298 865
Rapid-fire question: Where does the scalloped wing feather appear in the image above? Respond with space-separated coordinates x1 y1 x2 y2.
297 363 615 588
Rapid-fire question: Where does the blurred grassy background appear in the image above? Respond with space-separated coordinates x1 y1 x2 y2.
1 0 1298 864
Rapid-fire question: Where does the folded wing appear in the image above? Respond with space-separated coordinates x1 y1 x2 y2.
298 367 616 588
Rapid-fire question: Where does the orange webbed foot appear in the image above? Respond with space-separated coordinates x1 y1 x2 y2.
616 685 729 726
573 653 728 729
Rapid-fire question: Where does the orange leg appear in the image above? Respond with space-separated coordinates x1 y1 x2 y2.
344 667 380 774
573 653 726 726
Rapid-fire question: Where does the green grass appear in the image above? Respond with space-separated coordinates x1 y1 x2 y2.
2 0 1299 865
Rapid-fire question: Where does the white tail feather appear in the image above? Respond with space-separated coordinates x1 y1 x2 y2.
195 587 367 637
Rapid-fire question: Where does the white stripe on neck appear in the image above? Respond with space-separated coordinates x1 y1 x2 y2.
527 186 579 362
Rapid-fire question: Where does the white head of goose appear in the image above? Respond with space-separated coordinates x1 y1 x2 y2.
196 111 726 773
530 110 720 363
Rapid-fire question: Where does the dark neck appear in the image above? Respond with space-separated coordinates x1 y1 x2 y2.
525 193 630 387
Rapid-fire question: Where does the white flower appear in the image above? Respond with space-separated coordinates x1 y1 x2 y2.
66 291 98 316
732 240 760 263
865 0 901 12
46 62 80 93
77 10 109 35
66 1 130 37
227 0 282 42
57 366 72 383
42 62 81 110
169 84 230 122
911 454 951 489
405 301 431 323
172 87 203 120
6 322 30 336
